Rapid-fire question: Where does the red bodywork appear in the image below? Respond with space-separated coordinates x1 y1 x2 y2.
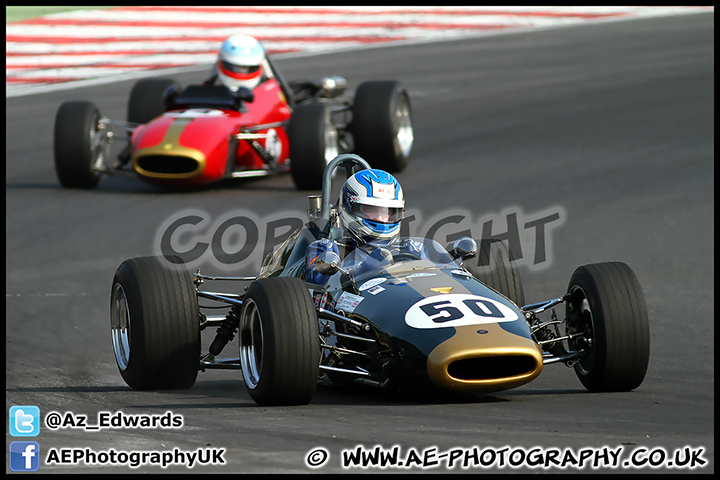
130 79 292 186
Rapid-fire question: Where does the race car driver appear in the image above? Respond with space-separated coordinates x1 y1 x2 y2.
203 34 295 107
205 34 270 91
304 169 428 284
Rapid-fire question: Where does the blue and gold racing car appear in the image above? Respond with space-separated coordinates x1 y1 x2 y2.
110 154 650 405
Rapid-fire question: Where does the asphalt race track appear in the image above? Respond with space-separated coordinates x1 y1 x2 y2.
6 13 713 473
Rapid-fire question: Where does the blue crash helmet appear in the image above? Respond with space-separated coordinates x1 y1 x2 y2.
338 169 404 242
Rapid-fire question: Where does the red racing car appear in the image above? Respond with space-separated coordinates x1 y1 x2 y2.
53 68 413 190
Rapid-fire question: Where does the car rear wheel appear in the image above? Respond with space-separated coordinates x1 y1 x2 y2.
110 256 200 390
464 239 525 307
565 262 650 392
127 78 180 124
239 277 320 405
288 102 338 190
53 101 105 188
352 80 413 173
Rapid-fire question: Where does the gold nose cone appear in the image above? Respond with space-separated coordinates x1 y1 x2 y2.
426 324 543 393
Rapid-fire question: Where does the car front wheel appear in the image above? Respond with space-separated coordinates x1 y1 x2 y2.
54 101 105 188
565 262 650 392
288 102 339 190
351 80 413 173
239 277 320 405
110 256 200 390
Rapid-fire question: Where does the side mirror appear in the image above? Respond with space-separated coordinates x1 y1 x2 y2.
450 237 477 260
314 251 347 276
315 76 347 98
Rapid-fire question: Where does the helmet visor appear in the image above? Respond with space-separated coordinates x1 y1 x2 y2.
353 203 404 224
220 61 260 75
219 60 262 80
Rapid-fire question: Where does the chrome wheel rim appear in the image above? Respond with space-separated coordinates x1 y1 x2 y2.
240 299 264 389
567 285 594 375
110 283 131 370
90 115 106 172
323 119 339 165
395 96 414 157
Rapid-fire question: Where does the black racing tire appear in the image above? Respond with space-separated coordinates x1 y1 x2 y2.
351 80 413 173
239 277 320 406
53 101 104 189
464 239 525 307
288 102 338 190
566 262 650 392
127 78 180 124
110 256 200 390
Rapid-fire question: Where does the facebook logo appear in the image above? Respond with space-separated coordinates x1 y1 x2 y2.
9 405 40 437
9 441 41 472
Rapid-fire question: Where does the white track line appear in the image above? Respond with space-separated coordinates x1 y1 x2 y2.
6 6 712 97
